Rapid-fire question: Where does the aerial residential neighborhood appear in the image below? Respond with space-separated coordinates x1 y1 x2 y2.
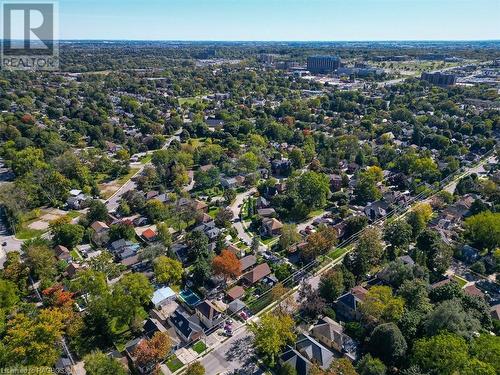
0 1 499 375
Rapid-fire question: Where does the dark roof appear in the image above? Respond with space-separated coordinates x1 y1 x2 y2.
169 310 203 341
143 318 167 339
227 299 246 313
196 300 221 321
280 347 312 375
296 334 335 369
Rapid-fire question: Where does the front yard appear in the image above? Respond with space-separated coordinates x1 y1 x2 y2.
166 355 184 372
192 340 207 354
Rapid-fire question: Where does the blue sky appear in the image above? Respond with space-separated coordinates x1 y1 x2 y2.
58 0 500 40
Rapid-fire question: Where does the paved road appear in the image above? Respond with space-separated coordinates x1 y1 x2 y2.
443 155 496 194
105 130 181 212
228 188 256 247
199 328 262 375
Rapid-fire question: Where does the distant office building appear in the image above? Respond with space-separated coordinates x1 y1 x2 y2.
373 55 408 62
337 65 384 77
421 72 457 86
419 54 447 61
276 61 301 70
307 55 341 74
259 53 277 64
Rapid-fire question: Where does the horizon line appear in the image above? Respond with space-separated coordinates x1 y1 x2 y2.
55 39 500 43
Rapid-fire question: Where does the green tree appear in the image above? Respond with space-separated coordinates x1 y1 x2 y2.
355 173 381 205
114 273 153 307
357 354 387 375
249 313 296 367
407 203 433 238
464 211 500 252
424 299 481 338
185 361 206 375
360 286 405 323
83 351 127 375
144 199 169 223
348 227 384 278
415 229 453 274
237 151 259 173
52 223 85 249
461 359 496 375
1 252 29 292
156 222 172 248
0 279 19 309
24 241 57 282
153 256 183 286
296 171 330 210
384 220 412 251
279 224 301 251
3 308 66 367
289 148 305 169
368 323 407 365
87 200 109 223
109 222 135 241
319 268 345 301
278 362 297 375
469 334 500 374
10 147 47 177
411 333 469 375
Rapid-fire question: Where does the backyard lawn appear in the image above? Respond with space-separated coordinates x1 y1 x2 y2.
452 274 468 288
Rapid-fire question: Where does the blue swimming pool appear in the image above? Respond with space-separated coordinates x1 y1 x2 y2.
179 289 201 307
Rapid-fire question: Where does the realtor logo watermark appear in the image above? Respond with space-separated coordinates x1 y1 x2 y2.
1 1 59 70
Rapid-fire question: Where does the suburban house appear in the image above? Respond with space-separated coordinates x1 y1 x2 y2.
90 221 110 244
271 159 292 177
256 196 270 208
280 347 313 375
242 262 272 285
66 190 89 210
168 309 204 343
54 245 71 261
151 287 176 309
239 254 257 273
335 286 368 322
195 300 224 329
226 243 245 258
226 285 245 301
364 201 389 221
141 228 157 242
329 174 343 191
257 208 276 218
459 244 480 264
124 335 169 375
193 199 208 213
261 218 283 237
142 317 181 352
311 317 358 361
227 299 247 314
295 334 335 370
221 177 239 189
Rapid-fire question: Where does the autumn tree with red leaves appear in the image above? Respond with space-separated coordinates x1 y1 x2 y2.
134 332 171 370
212 249 241 282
